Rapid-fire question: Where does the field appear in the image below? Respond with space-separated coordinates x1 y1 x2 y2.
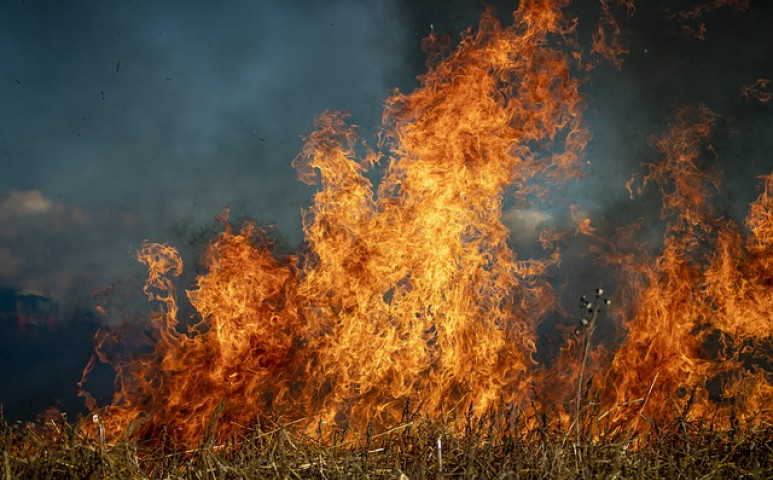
2 1 772 478
2 407 771 479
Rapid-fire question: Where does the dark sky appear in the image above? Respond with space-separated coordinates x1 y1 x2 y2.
0 0 413 302
0 0 772 307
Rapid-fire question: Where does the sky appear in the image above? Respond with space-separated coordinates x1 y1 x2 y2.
0 0 772 418
1 0 772 307
0 0 412 303
0 0 773 304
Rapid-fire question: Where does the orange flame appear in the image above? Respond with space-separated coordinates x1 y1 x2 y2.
79 1 772 447
601 107 772 428
591 0 635 68
668 0 750 19
742 78 772 104
82 0 590 445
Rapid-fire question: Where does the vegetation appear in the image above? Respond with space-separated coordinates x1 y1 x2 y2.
2 406 770 479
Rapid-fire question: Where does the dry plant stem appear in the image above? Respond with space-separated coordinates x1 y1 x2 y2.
4 413 771 479
575 299 601 442
331 422 414 449
3 450 11 480
638 372 659 420
596 398 644 423
437 436 443 474
574 287 605 443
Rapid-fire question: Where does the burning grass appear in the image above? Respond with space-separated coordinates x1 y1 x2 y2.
2 405 771 479
68 0 771 451
4 1 771 474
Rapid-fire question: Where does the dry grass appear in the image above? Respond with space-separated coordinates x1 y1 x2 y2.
1 405 771 479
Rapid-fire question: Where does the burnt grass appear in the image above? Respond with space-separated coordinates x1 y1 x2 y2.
1 405 771 480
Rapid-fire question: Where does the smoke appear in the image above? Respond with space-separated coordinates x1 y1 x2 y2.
3 0 770 308
389 0 773 354
0 0 409 302
0 0 410 421
0 0 771 421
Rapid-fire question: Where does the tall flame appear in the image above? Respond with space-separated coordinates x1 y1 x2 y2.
601 107 772 428
84 0 589 444
80 0 772 446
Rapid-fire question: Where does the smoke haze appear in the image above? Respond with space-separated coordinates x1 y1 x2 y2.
0 0 771 421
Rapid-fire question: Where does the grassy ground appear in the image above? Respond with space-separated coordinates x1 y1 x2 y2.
2 408 771 479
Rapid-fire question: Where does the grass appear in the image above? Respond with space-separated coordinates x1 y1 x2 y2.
2 404 771 479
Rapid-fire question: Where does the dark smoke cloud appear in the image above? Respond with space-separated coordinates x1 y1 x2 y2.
0 0 408 302
0 0 410 420
389 0 773 247
0 0 771 420
390 0 773 354
3 0 770 304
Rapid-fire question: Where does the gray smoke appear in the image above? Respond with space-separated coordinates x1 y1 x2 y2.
0 0 408 304
0 0 771 421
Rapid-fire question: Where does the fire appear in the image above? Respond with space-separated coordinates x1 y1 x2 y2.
79 0 771 446
601 107 773 428
591 0 635 68
668 0 750 19
82 0 588 444
742 78 772 104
